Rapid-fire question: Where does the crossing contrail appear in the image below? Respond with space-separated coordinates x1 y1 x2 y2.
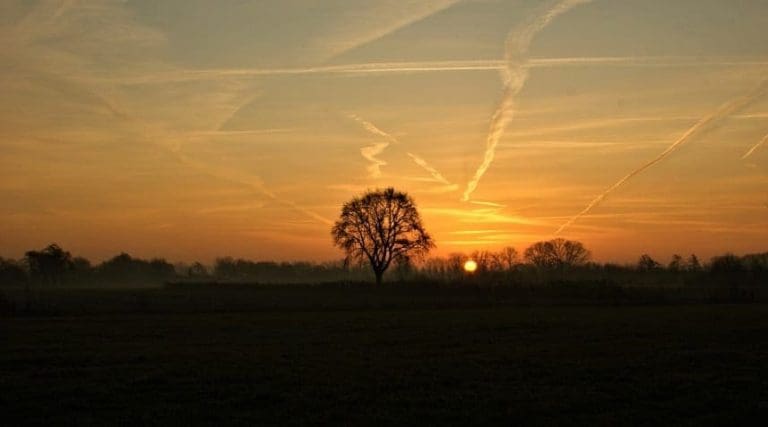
462 0 593 201
555 79 768 235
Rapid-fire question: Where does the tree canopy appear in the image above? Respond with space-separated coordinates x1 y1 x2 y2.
332 188 434 285
24 243 72 286
523 238 591 269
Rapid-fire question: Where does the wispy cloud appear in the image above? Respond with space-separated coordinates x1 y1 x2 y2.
422 207 542 225
555 78 768 235
462 0 594 202
186 129 295 138
196 202 266 216
469 200 506 208
449 229 504 235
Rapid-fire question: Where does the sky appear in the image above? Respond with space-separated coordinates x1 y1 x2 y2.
1 0 767 264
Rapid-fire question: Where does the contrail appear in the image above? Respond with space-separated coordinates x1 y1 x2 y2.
84 91 333 226
349 114 399 145
360 141 390 178
555 79 768 235
214 92 262 132
161 137 334 226
349 114 398 178
742 133 768 159
322 0 463 61
407 152 456 187
5 1 333 227
349 114 456 185
469 200 506 208
92 57 768 84
462 0 593 201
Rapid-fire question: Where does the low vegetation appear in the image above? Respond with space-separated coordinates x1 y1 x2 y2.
3 305 768 424
2 242 766 291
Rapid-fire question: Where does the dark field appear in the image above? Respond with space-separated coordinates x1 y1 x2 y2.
3 290 768 425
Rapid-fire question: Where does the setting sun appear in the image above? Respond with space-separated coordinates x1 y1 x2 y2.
463 260 478 273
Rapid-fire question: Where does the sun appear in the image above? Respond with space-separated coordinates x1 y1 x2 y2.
463 260 478 273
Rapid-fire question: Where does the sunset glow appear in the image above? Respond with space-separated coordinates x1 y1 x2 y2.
1 1 767 263
3 3 768 421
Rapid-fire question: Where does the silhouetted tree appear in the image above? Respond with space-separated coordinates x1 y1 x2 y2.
67 256 94 284
709 254 744 274
471 250 494 273
71 257 92 271
421 256 460 281
709 253 748 291
24 244 72 286
523 238 590 269
214 257 238 279
187 262 208 277
149 258 175 278
97 253 174 284
637 254 661 271
332 188 434 285
393 256 414 282
447 253 468 277
494 247 519 271
741 252 768 273
668 254 683 272
687 254 702 272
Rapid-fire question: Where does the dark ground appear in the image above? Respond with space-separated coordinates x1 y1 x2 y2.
2 297 768 425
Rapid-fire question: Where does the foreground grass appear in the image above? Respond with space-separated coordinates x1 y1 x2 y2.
2 305 768 425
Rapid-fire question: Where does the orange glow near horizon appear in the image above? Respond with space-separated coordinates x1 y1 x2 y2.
1 1 767 264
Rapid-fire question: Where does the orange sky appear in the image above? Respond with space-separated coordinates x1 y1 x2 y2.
1 0 767 264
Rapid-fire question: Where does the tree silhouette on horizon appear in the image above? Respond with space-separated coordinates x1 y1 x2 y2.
523 238 591 270
332 188 434 285
24 243 72 286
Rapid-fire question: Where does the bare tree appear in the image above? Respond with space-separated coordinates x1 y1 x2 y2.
471 250 494 273
637 254 661 271
447 253 468 276
188 262 208 278
668 254 683 272
332 188 434 285
687 254 702 272
523 238 590 269
494 246 519 271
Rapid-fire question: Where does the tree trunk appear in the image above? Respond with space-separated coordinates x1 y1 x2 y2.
374 270 384 286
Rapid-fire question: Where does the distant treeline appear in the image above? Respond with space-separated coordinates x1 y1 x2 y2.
0 244 371 287
1 242 767 288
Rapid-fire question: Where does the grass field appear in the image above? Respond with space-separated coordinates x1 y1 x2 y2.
3 300 768 425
